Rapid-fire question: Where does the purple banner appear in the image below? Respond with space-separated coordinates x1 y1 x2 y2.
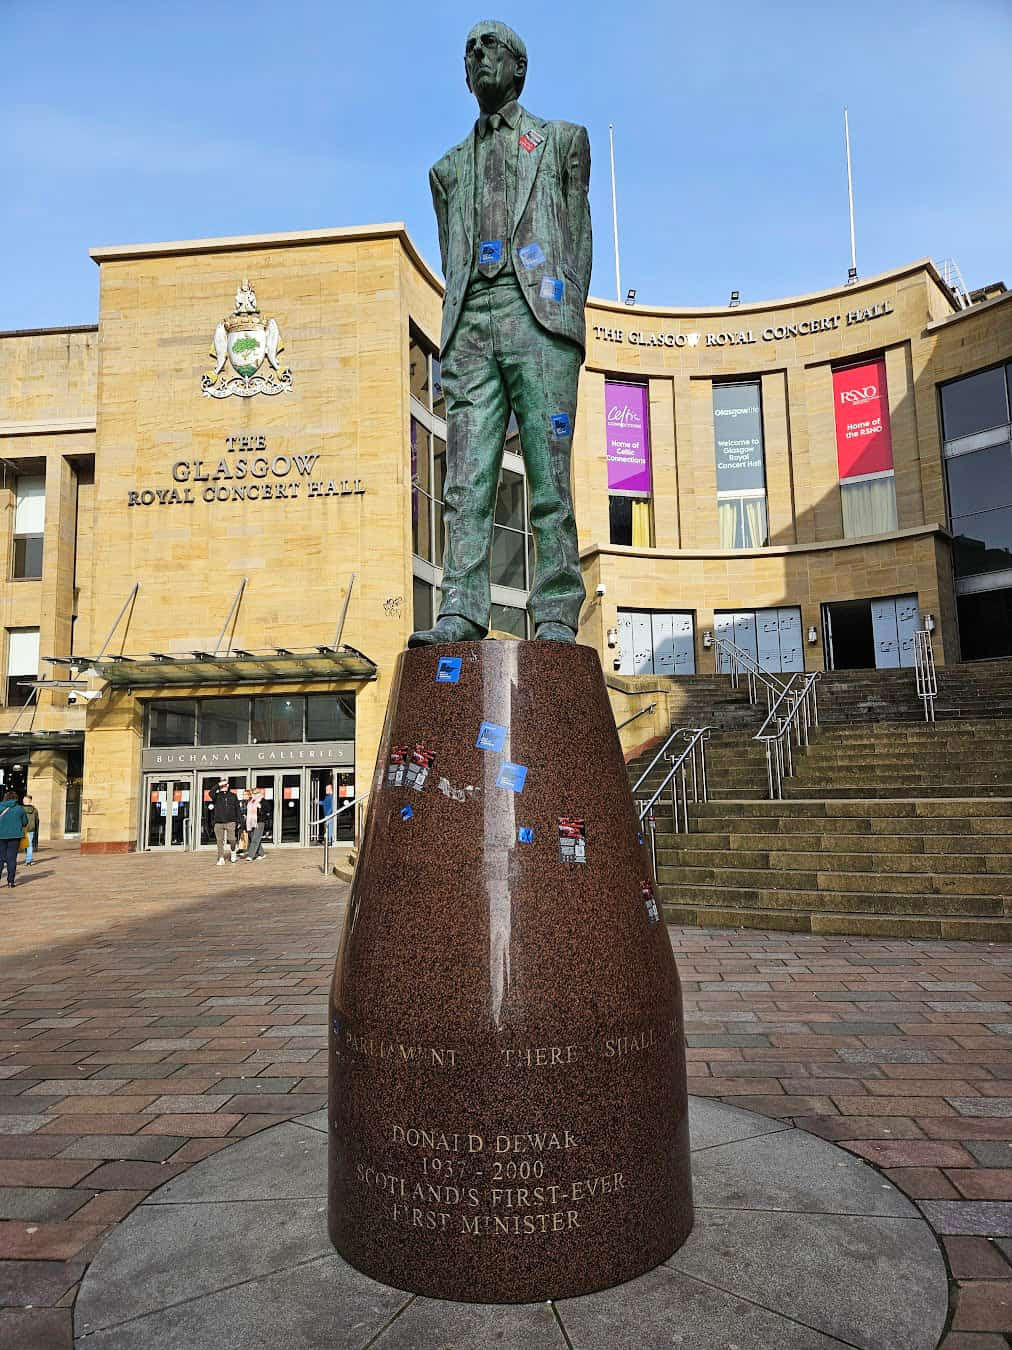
605 383 652 495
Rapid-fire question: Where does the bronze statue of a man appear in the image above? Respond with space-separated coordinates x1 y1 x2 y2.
408 20 592 647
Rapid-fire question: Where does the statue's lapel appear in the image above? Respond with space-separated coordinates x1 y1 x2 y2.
458 131 476 253
513 110 546 232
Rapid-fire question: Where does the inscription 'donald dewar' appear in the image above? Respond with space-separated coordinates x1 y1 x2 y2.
338 1020 679 1240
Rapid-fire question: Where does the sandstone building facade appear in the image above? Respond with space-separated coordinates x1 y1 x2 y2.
0 226 1009 850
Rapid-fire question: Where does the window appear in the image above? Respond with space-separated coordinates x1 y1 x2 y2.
410 328 532 627
307 693 355 741
6 627 39 707
147 700 197 747
941 365 1012 583
252 695 305 744
605 383 653 546
12 475 44 579
834 359 897 538
712 382 769 548
198 698 249 746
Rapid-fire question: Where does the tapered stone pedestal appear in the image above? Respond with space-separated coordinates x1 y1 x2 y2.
328 640 693 1302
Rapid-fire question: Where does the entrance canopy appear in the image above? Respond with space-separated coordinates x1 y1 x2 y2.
45 645 377 688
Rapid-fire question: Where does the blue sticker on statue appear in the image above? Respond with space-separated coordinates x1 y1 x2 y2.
540 276 564 302
496 762 528 793
518 242 546 269
517 826 534 844
436 656 462 684
479 240 503 265
400 804 413 821
551 413 572 439
476 721 507 753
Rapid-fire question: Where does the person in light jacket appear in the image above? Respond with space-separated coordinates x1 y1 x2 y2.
0 791 29 888
246 788 267 862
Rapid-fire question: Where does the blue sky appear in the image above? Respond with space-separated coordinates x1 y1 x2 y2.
6 0 1011 329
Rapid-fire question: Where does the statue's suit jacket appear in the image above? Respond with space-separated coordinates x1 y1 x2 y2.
430 106 592 356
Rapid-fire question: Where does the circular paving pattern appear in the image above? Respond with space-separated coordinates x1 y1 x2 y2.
73 1098 948 1350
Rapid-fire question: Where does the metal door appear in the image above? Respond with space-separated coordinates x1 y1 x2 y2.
895 595 920 669
777 607 804 672
617 611 635 675
756 609 782 670
732 612 758 665
652 613 676 675
632 613 653 675
871 599 901 668
714 612 735 673
671 613 695 674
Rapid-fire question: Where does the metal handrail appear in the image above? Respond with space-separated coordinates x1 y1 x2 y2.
713 635 788 713
632 720 699 794
755 672 820 799
616 701 657 731
914 629 937 723
636 727 711 873
319 791 370 876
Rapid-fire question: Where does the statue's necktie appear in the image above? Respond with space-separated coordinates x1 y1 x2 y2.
478 114 507 278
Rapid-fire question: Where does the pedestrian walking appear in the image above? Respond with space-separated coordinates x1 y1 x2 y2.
0 791 29 888
22 795 39 865
322 783 335 846
209 777 241 865
246 788 267 862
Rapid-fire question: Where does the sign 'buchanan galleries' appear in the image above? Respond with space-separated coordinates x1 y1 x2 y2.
126 435 365 507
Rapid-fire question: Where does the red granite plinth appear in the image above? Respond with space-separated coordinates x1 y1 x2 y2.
328 640 693 1303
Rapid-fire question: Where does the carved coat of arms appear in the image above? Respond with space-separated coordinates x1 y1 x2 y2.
202 280 292 398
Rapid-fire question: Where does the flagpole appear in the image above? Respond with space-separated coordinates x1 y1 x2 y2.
844 106 857 281
609 123 622 301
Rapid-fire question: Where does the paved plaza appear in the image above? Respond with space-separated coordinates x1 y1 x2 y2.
0 846 1010 1347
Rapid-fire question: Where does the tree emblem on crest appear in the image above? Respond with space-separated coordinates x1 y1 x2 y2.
202 280 292 398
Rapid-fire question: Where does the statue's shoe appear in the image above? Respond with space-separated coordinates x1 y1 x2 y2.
407 616 487 648
535 622 577 643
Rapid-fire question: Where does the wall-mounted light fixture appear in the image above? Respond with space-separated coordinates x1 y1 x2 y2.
729 290 740 307
924 613 936 632
807 626 819 645
625 288 637 306
702 630 713 649
607 627 619 648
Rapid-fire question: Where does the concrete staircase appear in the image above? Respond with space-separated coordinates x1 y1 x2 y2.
626 662 1012 941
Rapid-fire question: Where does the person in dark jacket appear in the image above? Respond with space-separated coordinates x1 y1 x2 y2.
209 778 241 865
22 796 39 865
0 790 29 888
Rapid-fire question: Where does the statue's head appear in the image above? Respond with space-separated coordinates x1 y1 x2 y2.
464 21 527 112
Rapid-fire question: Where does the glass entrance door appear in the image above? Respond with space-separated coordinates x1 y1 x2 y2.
309 767 356 845
250 773 302 845
145 776 193 849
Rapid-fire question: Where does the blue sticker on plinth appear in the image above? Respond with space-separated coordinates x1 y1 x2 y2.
540 276 564 302
518 826 534 844
496 762 528 793
551 413 572 439
436 656 462 684
637 831 645 845
518 242 546 269
400 805 413 821
476 721 507 752
479 240 503 265
331 1014 341 1037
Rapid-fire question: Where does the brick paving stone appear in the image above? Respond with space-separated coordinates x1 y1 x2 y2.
882 1167 962 1199
138 1113 243 1136
966 1142 1012 1167
0 1160 96 1188
70 1190 147 1227
952 1279 1012 1331
918 1201 1012 1236
843 1140 978 1168
950 1098 1012 1117
0 1220 105 1259
81 1161 186 1190
53 1134 186 1161
948 1170 1012 1201
939 1334 1012 1349
0 1256 84 1306
943 1236 1012 1279
0 1307 72 1350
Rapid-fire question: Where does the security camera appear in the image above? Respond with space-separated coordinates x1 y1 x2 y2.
68 689 102 704
595 583 606 597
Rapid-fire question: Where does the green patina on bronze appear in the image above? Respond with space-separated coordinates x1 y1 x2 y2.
408 20 592 648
